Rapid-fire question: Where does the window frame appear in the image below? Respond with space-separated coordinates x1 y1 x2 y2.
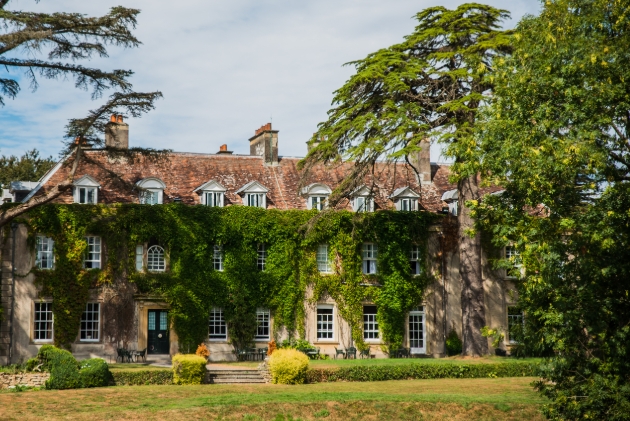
316 304 335 341
135 244 144 272
362 243 378 274
309 195 327 211
34 301 54 342
353 196 374 213
203 191 224 207
363 305 379 341
147 245 166 272
74 186 98 204
409 245 421 275
213 244 224 271
316 244 332 274
408 305 426 355
246 192 266 208
208 307 228 341
255 308 271 341
79 302 100 342
505 245 522 278
257 243 267 271
398 197 417 211
83 236 102 269
36 235 54 270
507 306 525 344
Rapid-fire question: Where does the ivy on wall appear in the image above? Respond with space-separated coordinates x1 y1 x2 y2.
23 204 438 351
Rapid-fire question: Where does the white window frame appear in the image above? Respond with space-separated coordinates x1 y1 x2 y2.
137 178 166 205
36 235 54 270
362 243 377 274
147 245 166 272
316 304 334 341
74 186 98 204
257 243 267 271
135 244 144 272
83 236 101 269
505 245 522 278
410 245 421 275
408 306 426 355
80 303 100 342
398 198 417 211
255 308 270 341
309 196 327 211
246 193 266 208
507 306 524 344
363 305 379 341
34 302 53 342
317 244 332 273
213 244 224 271
208 308 227 341
204 191 225 207
353 196 374 213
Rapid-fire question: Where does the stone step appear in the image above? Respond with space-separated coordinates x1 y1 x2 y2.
207 370 261 375
210 378 266 384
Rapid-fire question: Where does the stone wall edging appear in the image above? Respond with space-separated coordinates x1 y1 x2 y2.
0 372 50 388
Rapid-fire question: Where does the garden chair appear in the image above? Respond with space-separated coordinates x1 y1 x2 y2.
134 348 147 362
359 348 370 359
346 346 357 359
258 347 268 360
334 347 345 359
116 348 130 363
306 347 320 360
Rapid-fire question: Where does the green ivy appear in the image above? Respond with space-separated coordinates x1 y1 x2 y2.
23 204 438 351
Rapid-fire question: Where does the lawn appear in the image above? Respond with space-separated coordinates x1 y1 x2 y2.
0 377 545 420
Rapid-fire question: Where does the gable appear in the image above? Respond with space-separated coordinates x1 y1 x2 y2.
73 175 100 188
193 180 227 192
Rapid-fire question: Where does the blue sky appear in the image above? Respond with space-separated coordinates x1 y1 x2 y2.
0 0 541 162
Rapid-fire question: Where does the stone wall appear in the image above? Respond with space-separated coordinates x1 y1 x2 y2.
0 372 50 388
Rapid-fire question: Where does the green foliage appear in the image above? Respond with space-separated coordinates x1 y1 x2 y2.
445 329 462 356
24 204 436 354
38 345 80 390
269 349 310 385
111 369 173 386
0 149 54 190
171 354 207 385
306 361 538 383
279 338 315 350
481 326 504 349
24 358 39 372
78 359 112 388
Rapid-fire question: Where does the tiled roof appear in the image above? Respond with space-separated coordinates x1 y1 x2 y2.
36 151 457 212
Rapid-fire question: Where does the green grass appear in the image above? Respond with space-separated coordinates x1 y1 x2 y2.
0 377 546 420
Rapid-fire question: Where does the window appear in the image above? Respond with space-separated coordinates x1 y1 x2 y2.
508 306 524 344
135 245 144 271
362 243 377 274
213 244 224 271
410 245 421 275
505 246 522 277
317 244 332 273
141 190 160 205
36 236 54 270
257 243 266 271
316 305 334 340
354 196 374 212
76 187 97 204
80 303 100 341
247 193 265 208
255 309 270 341
398 198 416 211
408 306 426 354
363 305 379 340
310 196 327 211
147 245 165 272
34 302 53 341
137 178 166 205
208 308 227 340
204 191 224 207
83 236 101 269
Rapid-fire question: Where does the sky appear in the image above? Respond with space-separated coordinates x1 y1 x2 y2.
0 0 541 163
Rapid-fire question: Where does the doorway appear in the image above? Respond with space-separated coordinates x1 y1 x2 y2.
408 306 426 355
147 309 170 354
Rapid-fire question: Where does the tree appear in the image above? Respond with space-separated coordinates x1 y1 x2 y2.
0 1 164 227
0 149 54 188
298 4 511 356
473 0 630 418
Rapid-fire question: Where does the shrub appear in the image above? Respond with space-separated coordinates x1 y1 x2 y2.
195 343 210 359
445 328 463 356
111 370 172 386
38 345 80 390
267 339 277 356
25 357 40 372
78 358 112 388
111 370 173 386
172 354 207 385
268 348 309 385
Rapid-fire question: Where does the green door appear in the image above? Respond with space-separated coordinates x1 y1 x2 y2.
147 310 170 354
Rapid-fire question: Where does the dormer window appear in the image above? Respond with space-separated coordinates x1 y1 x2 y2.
352 186 374 212
194 180 226 207
73 175 100 204
441 189 458 216
236 181 268 209
301 183 332 211
137 178 166 205
390 187 420 211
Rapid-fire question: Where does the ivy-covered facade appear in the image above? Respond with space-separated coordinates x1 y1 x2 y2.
0 122 519 362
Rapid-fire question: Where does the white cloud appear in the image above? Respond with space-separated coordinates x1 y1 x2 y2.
0 0 540 162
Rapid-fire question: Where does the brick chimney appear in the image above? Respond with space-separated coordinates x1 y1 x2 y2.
409 139 432 185
217 144 233 154
249 123 278 165
105 114 129 149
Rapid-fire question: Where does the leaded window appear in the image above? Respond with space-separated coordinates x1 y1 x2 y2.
80 303 100 341
257 243 266 271
209 308 227 340
363 305 379 340
255 309 270 340
147 245 165 272
213 244 224 271
34 302 53 341
317 244 331 273
316 306 334 340
36 236 54 270
508 306 524 344
410 245 421 275
84 236 101 269
362 243 377 274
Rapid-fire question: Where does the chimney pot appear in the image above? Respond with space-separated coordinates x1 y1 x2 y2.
110 114 116 123
220 144 227 151
116 115 123 123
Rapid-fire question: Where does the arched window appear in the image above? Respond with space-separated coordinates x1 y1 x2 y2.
147 245 165 272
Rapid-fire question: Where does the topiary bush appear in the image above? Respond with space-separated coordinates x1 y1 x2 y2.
38 345 80 390
172 354 207 385
78 358 112 388
268 348 309 385
445 328 463 356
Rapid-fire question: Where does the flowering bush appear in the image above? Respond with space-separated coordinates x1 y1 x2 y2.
195 343 210 359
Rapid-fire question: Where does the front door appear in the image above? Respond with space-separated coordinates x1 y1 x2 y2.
147 310 170 354
408 306 426 355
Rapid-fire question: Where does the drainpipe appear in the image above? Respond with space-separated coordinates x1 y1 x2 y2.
8 223 17 364
440 231 447 355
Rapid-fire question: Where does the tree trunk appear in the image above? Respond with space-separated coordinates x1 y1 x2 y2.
458 174 488 356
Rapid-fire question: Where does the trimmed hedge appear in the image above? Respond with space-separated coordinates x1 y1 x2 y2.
38 345 80 389
172 354 207 385
79 358 112 388
269 349 310 385
111 370 173 386
306 362 539 383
